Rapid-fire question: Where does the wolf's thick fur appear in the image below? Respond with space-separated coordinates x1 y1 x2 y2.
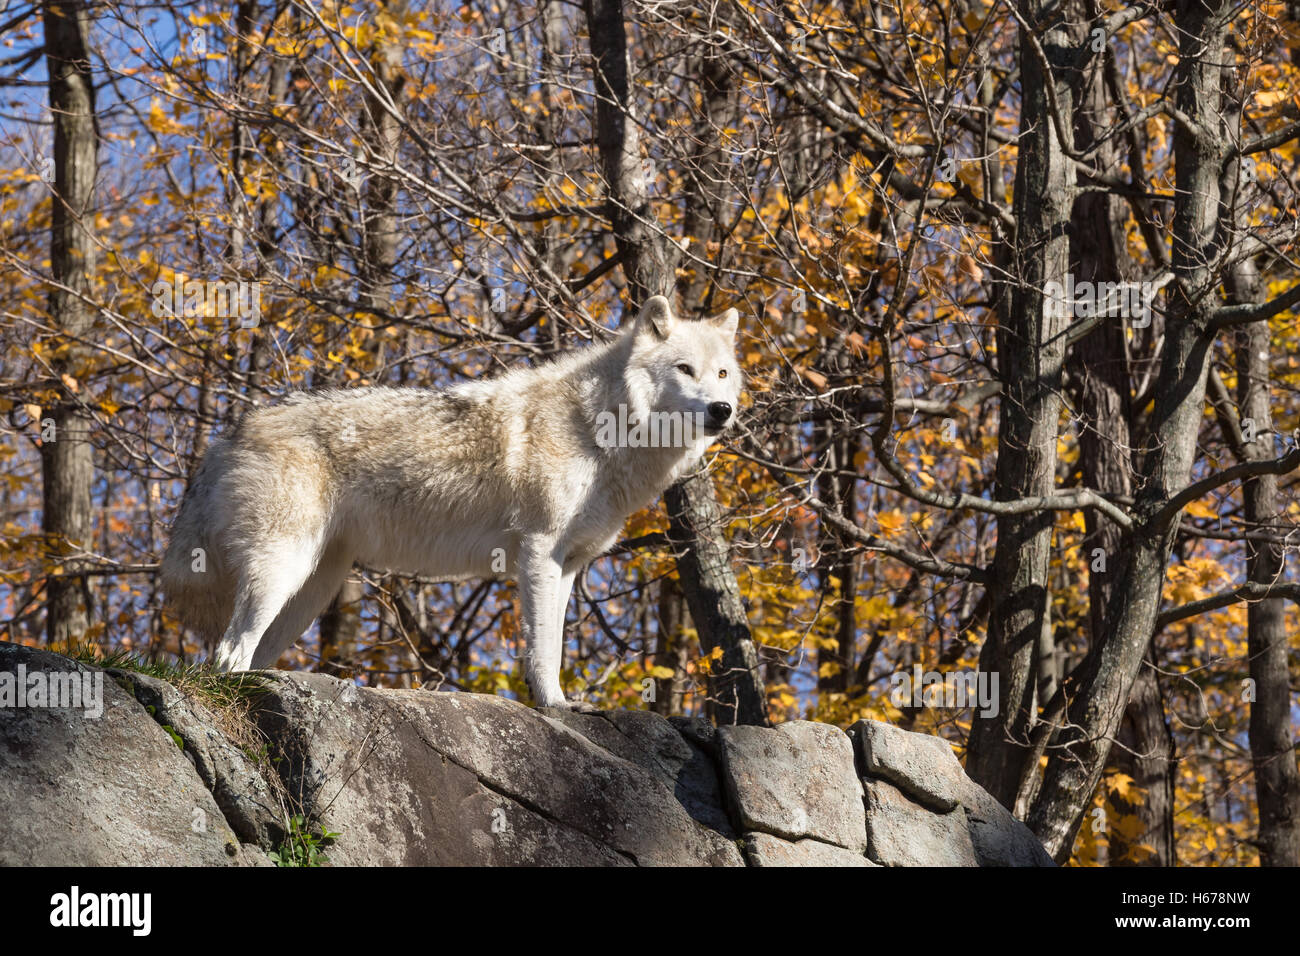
161 296 741 707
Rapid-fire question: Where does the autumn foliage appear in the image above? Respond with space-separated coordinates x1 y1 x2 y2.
2 0 1299 865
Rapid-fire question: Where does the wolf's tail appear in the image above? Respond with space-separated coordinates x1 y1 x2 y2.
160 439 235 648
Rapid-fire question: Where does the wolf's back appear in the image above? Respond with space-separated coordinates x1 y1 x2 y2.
161 438 236 645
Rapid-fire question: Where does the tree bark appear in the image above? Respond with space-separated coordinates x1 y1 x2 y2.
968 0 1085 806
1069 54 1175 866
665 479 769 726
41 0 98 648
1227 229 1300 867
814 413 856 695
651 576 687 716
1027 0 1231 859
584 0 768 724
584 0 679 304
1111 655 1177 865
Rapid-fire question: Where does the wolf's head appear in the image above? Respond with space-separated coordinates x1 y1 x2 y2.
625 295 742 438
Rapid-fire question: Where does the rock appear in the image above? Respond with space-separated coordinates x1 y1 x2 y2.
251 671 629 865
113 669 284 848
852 720 1055 866
395 687 741 865
0 640 1054 867
669 715 720 756
718 720 867 852
546 708 734 836
744 831 877 867
254 672 741 865
863 778 978 866
959 781 1056 866
849 719 964 812
0 644 250 866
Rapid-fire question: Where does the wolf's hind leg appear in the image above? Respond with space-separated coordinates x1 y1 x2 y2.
212 539 323 671
251 543 354 669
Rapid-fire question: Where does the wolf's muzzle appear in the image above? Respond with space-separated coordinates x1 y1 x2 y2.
705 401 733 434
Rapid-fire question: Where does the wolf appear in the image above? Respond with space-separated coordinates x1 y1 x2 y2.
161 296 741 708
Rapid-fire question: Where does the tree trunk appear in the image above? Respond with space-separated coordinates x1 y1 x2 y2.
584 0 679 304
317 580 363 676
41 0 99 648
1027 0 1230 859
1111 656 1177 865
584 0 768 724
815 416 856 695
1228 241 1300 867
665 478 769 726
1069 56 1175 865
651 577 687 716
968 0 1084 806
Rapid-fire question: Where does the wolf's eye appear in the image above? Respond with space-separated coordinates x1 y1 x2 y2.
718 369 728 379
675 363 696 378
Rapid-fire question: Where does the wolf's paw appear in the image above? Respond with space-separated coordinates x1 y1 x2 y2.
537 697 601 714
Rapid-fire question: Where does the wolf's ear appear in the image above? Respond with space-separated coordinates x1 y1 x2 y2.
637 295 675 339
709 307 740 338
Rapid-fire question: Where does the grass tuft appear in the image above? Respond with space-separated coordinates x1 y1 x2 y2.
60 645 269 711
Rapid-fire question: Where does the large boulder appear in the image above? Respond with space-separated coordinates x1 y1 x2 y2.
251 671 740 865
0 644 257 866
862 777 979 866
718 720 867 853
849 719 1055 867
0 642 1054 866
852 718 964 811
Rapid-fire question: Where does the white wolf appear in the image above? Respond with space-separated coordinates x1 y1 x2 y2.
161 296 741 708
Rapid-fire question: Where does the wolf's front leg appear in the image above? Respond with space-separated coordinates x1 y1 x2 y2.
518 540 571 708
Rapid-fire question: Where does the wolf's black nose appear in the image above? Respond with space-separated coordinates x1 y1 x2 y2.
708 401 733 424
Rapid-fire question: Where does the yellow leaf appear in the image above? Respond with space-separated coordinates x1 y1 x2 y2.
798 366 827 389
1109 772 1141 801
876 510 906 537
